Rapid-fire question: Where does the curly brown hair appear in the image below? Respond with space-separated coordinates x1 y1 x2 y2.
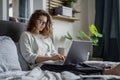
27 9 53 38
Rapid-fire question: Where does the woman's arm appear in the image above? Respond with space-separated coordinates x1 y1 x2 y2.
19 32 39 64
34 37 65 63
35 54 65 63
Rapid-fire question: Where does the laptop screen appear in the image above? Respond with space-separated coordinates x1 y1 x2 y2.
64 40 92 65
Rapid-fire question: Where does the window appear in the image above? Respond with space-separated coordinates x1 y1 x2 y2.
8 0 29 23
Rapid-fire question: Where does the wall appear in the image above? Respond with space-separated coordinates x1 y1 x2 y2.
0 0 8 20
33 0 47 11
12 0 19 18
0 0 3 19
88 0 95 26
52 20 74 55
52 0 95 55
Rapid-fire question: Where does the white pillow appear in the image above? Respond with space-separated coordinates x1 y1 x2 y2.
0 36 21 72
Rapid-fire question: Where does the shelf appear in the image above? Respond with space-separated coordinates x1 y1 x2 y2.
48 0 80 22
72 9 80 17
73 9 80 13
49 0 64 14
50 0 63 4
52 15 79 22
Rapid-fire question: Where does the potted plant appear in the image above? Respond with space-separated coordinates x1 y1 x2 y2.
64 24 103 59
64 0 78 8
64 24 103 46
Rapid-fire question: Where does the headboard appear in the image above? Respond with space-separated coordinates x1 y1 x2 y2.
0 20 30 71
0 20 26 42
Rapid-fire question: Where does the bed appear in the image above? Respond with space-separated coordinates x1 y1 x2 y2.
0 20 120 80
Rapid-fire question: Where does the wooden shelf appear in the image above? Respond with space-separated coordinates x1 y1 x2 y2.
49 0 64 14
49 0 80 22
73 9 80 13
52 15 79 22
72 9 80 17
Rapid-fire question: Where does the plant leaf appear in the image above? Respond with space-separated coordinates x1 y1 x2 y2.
97 33 103 37
64 32 73 40
89 24 103 38
90 35 98 46
67 32 72 38
77 31 90 40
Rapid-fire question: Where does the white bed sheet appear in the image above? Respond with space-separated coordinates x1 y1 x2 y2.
84 61 120 68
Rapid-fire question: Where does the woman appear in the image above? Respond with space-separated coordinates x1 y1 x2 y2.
19 10 65 68
19 9 120 76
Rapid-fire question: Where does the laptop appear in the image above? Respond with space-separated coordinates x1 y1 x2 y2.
63 40 92 65
43 40 92 65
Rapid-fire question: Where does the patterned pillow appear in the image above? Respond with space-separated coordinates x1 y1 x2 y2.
0 36 21 72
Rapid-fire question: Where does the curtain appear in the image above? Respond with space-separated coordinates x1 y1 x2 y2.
93 0 120 62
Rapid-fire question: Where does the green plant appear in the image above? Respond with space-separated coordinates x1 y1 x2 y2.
65 0 78 3
64 0 78 7
64 24 103 46
64 32 73 40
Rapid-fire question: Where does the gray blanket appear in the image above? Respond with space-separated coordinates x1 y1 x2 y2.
0 67 80 80
0 67 120 80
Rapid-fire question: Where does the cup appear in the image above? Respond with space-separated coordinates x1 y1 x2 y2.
58 47 65 55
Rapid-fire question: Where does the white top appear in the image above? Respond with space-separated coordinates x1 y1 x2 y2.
19 31 57 67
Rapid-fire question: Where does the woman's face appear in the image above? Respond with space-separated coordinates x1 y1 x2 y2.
35 15 47 32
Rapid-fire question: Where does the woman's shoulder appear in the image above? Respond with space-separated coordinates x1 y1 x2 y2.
22 31 30 34
20 31 34 41
21 31 32 36
21 31 32 38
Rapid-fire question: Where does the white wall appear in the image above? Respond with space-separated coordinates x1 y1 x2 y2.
0 0 8 20
88 0 95 27
33 0 47 11
52 0 95 55
12 0 19 18
52 20 74 54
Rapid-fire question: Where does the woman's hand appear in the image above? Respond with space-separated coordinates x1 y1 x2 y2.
51 54 66 62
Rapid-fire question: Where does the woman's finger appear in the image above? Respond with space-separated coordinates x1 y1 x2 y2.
58 55 65 61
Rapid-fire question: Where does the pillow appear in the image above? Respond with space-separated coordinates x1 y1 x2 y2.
0 36 21 72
